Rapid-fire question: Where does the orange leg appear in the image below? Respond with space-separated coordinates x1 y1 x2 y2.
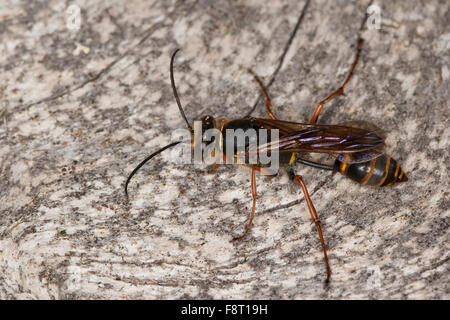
309 38 364 124
292 174 331 283
247 72 301 166
248 69 277 120
233 166 257 241
207 162 220 174
207 152 227 174
253 165 278 177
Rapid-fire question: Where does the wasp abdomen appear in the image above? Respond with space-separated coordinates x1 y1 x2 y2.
335 154 408 187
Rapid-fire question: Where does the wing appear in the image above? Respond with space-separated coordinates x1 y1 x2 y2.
338 120 386 140
252 118 385 156
255 118 312 137
335 149 385 164
255 118 385 139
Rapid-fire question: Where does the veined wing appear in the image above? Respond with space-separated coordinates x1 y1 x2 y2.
253 119 384 155
334 149 385 164
255 118 312 137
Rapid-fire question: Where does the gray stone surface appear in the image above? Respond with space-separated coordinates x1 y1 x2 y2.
0 0 448 299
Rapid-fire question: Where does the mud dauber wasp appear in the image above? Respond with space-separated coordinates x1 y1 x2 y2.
125 38 407 283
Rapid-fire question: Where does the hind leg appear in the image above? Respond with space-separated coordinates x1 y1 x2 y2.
248 69 278 120
290 171 331 282
309 38 364 124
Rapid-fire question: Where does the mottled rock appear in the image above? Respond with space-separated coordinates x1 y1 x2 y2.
0 0 448 299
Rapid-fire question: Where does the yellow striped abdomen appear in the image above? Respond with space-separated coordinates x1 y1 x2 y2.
334 154 408 187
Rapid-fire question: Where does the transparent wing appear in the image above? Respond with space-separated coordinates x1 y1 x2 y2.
334 148 385 164
254 120 384 154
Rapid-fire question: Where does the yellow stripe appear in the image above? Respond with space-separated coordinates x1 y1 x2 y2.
288 153 296 165
340 154 352 174
398 170 404 180
394 162 400 179
218 123 225 151
361 158 376 185
340 162 348 174
377 157 391 187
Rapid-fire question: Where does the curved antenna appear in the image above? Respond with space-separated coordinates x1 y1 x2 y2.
125 141 182 198
170 49 193 132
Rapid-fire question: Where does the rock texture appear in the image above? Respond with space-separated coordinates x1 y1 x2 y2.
0 0 448 299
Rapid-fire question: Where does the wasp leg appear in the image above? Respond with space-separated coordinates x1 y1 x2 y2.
248 69 277 120
233 166 258 241
207 153 227 174
248 70 301 165
291 173 331 283
309 38 364 124
253 165 278 177
207 162 220 174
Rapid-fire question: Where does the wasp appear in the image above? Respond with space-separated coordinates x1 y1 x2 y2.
125 38 408 283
